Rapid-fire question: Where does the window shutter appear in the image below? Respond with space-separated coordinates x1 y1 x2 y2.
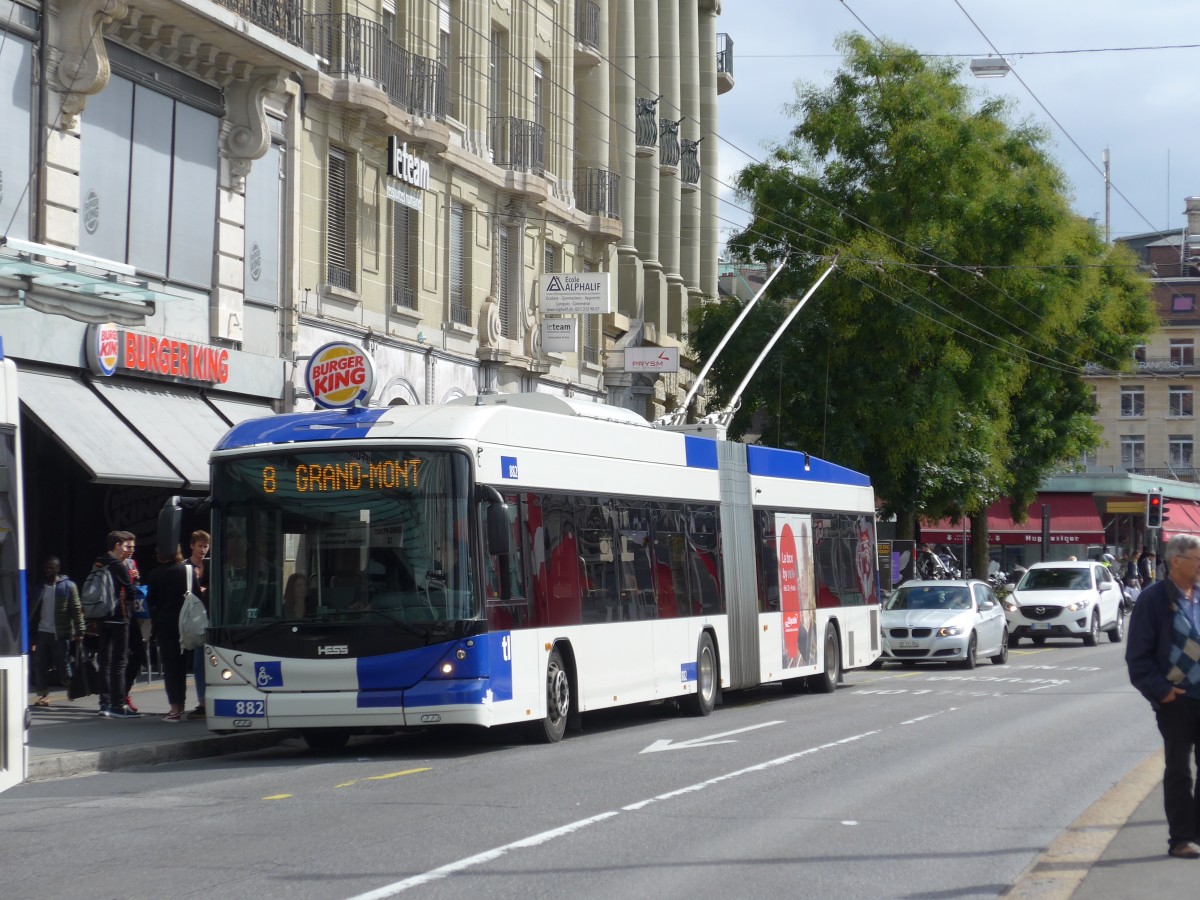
497 225 511 338
449 201 467 324
326 148 351 288
392 203 413 309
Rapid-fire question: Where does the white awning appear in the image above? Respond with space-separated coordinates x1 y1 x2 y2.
19 369 183 487
89 378 232 490
206 393 275 427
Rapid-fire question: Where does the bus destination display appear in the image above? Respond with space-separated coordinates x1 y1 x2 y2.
261 457 423 494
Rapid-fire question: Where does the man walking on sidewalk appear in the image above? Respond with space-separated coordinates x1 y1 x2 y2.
93 531 142 719
29 556 84 707
1127 533 1200 859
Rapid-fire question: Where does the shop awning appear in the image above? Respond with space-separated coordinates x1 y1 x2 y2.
922 492 1107 546
18 369 183 487
89 378 232 490
1162 500 1200 539
205 393 275 426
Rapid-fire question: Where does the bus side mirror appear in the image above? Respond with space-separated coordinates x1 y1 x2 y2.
487 502 511 556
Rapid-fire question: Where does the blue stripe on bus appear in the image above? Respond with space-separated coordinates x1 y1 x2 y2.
684 435 719 469
357 643 451 690
680 661 697 684
217 407 390 450
746 444 871 487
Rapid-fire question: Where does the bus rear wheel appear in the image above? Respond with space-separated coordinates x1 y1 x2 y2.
687 632 718 716
537 648 570 743
807 625 840 693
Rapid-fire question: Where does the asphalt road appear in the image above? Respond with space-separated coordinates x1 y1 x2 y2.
2 637 1157 899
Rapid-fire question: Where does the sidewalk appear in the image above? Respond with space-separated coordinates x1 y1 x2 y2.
24 680 293 782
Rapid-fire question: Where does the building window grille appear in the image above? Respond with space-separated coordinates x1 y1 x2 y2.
449 201 469 325
326 147 353 289
392 203 415 310
1120 435 1145 470
1120 386 1145 418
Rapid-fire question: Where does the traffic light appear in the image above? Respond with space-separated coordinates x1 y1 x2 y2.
1147 489 1164 529
1161 494 1172 525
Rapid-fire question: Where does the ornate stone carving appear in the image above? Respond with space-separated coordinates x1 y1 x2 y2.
222 69 287 191
479 295 502 348
50 0 129 129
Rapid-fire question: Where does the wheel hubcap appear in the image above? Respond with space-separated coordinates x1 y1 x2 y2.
698 647 714 703
548 665 569 720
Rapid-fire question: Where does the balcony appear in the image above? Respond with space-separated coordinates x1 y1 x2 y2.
490 117 545 176
659 119 680 171
681 139 700 191
214 0 303 46
577 166 620 219
304 14 446 120
576 1 600 53
635 97 658 156
1126 466 1200 483
717 32 734 94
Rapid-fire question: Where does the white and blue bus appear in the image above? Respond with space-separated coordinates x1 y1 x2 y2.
167 392 880 750
0 350 27 790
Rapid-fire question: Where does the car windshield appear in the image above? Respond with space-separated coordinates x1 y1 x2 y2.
1019 568 1091 591
887 586 971 611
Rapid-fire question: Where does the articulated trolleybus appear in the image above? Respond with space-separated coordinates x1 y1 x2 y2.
167 345 880 750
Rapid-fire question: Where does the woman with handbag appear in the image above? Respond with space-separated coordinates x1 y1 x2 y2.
29 556 84 707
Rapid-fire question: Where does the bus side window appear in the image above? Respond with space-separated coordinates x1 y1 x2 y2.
485 493 528 629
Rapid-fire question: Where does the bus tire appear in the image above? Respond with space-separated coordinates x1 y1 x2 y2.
538 648 570 743
687 632 718 716
807 625 840 693
303 729 350 753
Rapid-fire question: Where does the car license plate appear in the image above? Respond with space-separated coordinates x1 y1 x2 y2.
897 640 919 648
1030 623 1051 632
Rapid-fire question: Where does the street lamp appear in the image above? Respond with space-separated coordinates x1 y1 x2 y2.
970 57 1010 78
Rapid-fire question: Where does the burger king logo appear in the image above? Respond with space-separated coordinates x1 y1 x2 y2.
305 341 375 409
87 322 120 377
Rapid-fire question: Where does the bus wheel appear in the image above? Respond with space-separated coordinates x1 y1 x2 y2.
303 730 350 753
807 625 840 693
538 648 570 743
687 632 718 716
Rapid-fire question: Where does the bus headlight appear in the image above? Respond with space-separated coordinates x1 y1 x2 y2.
440 662 453 674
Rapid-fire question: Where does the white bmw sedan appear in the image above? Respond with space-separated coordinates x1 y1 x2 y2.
877 579 1009 669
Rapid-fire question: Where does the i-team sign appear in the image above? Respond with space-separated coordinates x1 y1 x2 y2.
387 137 429 211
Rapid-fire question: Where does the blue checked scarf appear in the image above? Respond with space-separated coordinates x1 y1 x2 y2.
1166 602 1200 699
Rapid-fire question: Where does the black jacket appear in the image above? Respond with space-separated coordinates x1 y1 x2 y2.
147 562 188 637
94 553 134 623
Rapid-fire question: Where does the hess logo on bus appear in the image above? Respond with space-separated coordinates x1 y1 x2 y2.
305 342 376 409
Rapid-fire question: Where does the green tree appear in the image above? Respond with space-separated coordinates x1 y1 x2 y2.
696 34 1152 574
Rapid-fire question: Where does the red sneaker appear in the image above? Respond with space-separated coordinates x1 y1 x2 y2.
124 695 138 713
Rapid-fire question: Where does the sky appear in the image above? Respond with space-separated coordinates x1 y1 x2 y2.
714 0 1200 251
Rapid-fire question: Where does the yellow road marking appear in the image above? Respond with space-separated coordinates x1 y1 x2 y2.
262 794 292 800
336 767 432 788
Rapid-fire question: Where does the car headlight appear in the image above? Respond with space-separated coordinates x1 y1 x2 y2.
937 625 964 637
1001 599 1019 612
1065 597 1092 612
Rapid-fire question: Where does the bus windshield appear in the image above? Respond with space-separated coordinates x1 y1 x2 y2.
210 449 475 628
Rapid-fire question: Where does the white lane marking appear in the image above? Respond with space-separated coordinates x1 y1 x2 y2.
900 707 959 725
640 719 785 753
344 728 881 898
344 811 620 899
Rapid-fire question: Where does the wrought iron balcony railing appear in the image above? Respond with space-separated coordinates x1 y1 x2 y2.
636 97 658 149
489 116 545 176
659 119 680 168
681 138 700 187
576 166 620 219
576 0 600 52
305 14 446 119
717 32 734 77
393 285 415 311
215 0 304 47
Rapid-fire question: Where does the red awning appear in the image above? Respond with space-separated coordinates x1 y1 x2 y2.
921 492 1106 547
1163 500 1200 539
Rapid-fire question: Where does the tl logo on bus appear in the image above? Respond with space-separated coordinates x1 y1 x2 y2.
305 341 376 409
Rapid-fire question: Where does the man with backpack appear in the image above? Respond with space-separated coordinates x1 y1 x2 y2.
87 531 141 719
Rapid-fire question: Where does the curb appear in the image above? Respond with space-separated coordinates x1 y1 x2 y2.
27 731 296 782
1002 750 1164 899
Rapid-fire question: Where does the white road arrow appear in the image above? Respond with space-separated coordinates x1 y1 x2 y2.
640 720 785 754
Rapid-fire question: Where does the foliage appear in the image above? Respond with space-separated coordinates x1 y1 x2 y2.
694 33 1153 545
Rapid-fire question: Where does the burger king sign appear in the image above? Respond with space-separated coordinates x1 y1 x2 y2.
305 341 376 409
